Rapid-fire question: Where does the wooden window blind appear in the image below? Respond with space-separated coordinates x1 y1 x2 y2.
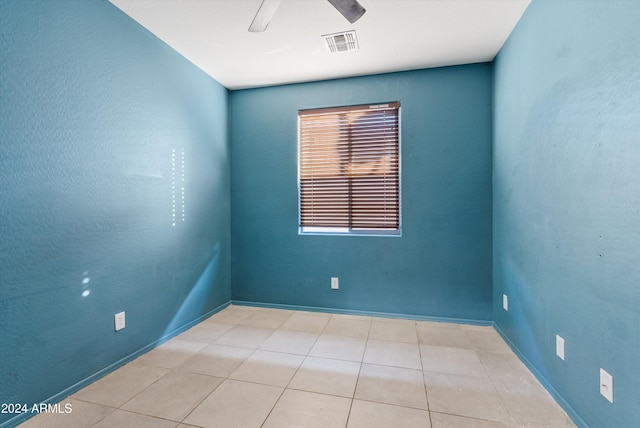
298 102 400 232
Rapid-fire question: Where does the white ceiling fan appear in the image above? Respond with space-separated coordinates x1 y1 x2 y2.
249 0 366 32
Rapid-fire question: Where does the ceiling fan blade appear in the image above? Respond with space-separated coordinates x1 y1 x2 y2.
327 0 366 23
249 0 282 32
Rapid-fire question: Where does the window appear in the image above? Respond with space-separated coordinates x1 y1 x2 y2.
298 102 400 235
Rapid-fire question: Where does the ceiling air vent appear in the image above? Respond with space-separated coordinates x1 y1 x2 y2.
323 30 359 53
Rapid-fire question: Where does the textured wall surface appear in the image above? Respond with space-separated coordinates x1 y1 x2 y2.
9 0 638 426
0 1 230 425
230 65 493 321
493 1 640 426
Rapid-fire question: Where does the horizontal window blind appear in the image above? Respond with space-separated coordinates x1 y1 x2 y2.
299 102 400 231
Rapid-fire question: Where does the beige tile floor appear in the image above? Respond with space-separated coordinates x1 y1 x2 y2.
20 305 576 428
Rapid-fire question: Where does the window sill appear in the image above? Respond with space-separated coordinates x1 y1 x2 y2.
299 227 401 237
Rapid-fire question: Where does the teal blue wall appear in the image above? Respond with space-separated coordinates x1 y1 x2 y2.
493 1 640 426
6 0 637 426
230 66 493 321
0 1 230 425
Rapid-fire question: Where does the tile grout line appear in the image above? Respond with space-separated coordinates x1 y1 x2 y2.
344 320 369 428
258 312 320 428
416 321 435 428
175 312 261 427
474 347 517 427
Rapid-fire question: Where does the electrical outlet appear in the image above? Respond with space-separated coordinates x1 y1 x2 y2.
114 311 126 331
600 368 613 403
331 277 339 290
556 335 565 360
502 294 508 311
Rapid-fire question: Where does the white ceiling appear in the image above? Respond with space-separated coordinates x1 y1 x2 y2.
109 0 531 90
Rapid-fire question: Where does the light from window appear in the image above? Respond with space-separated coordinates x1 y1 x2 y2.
298 102 400 235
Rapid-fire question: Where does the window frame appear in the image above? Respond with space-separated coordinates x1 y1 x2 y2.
297 102 402 237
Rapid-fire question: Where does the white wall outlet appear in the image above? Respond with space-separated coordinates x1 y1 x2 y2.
556 335 565 360
114 311 126 331
600 368 614 403
502 294 508 311
331 277 339 290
